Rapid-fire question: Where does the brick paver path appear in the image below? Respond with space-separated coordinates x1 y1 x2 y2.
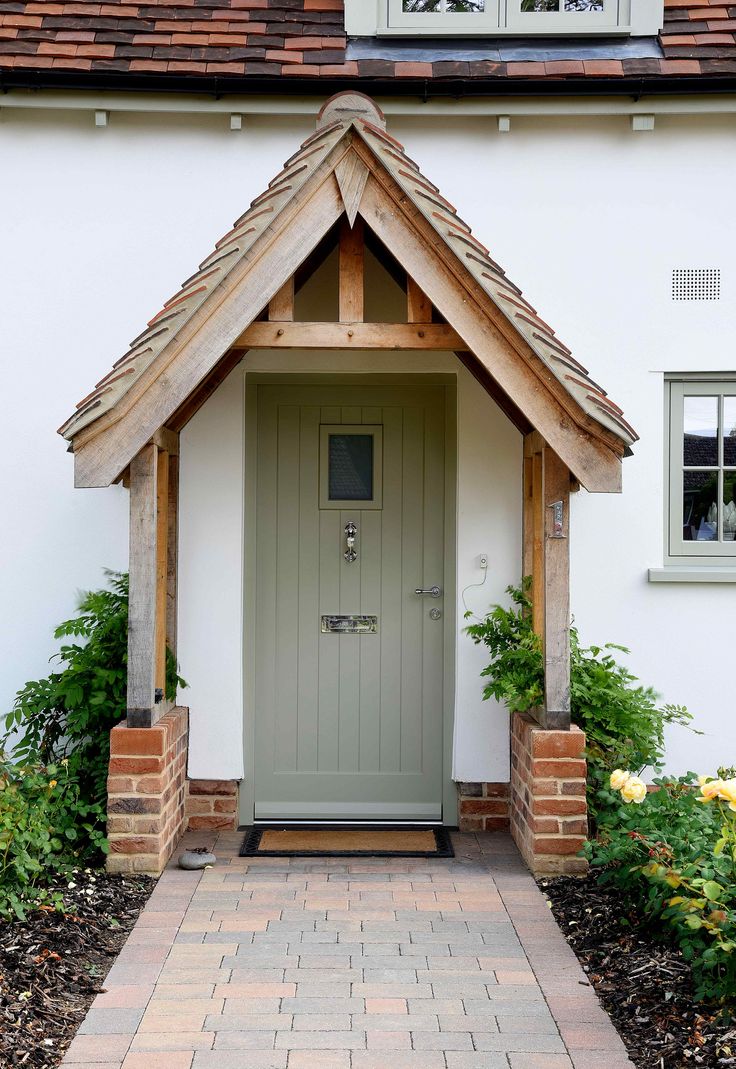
63 831 634 1069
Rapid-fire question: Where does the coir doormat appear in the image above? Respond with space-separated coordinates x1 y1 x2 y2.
240 827 454 858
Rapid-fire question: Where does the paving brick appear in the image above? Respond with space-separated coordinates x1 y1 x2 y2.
287 1054 350 1068
365 1030 412 1049
93 985 155 1009
275 1031 365 1049
192 1054 287 1068
79 1009 145 1035
130 1032 216 1052
352 1055 445 1068
64 1034 133 1063
122 1054 193 1069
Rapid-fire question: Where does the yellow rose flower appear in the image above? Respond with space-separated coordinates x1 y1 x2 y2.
699 779 725 802
610 770 631 791
717 779 736 811
697 775 714 786
620 776 647 804
48 780 57 789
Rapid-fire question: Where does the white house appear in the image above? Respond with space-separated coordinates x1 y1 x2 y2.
2 0 735 874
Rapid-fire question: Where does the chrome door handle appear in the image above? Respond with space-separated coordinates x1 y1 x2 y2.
415 585 442 598
344 521 357 564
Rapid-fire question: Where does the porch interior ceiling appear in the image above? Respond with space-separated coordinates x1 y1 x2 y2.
58 90 637 472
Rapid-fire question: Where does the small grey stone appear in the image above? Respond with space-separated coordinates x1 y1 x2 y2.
179 849 217 870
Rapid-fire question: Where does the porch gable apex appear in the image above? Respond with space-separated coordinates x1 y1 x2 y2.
60 91 636 492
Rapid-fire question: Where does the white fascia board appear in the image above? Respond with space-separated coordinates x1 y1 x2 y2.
2 89 736 118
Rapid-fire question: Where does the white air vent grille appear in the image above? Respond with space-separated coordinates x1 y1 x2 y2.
672 268 721 301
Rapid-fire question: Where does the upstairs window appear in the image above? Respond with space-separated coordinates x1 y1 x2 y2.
388 0 620 30
345 0 661 37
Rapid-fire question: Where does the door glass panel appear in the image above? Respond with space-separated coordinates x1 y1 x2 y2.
329 434 373 501
683 395 718 467
683 470 718 541
724 396 736 466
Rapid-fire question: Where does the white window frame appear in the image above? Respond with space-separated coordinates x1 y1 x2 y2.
665 377 736 565
345 0 662 37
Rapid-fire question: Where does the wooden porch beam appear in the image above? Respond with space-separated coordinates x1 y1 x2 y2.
338 217 364 323
155 447 169 697
127 443 159 728
166 452 179 660
233 321 464 350
268 277 295 322
542 445 571 730
407 277 432 324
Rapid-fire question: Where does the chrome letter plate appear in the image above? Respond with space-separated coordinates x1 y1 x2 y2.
321 614 378 634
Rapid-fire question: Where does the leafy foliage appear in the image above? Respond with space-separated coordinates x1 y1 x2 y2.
587 772 736 1003
465 580 695 825
2 571 184 810
0 757 106 920
0 571 185 919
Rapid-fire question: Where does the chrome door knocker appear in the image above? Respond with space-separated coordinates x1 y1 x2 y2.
344 521 357 563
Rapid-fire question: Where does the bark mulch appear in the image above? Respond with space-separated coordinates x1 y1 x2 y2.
0 868 154 1069
540 872 736 1069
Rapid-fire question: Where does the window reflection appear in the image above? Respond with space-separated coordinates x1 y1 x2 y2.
724 397 736 467
683 395 718 467
402 0 485 10
725 474 736 542
683 470 718 541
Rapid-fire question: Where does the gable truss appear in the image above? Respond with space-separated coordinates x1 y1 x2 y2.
61 92 636 494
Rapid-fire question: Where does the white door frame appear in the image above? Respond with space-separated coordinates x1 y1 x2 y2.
240 371 458 826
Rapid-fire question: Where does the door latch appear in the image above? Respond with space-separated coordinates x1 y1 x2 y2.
344 521 357 563
415 585 442 598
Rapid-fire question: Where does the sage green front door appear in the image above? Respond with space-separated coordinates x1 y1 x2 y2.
254 384 447 820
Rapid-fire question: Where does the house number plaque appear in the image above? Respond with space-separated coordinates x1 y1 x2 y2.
321 615 378 634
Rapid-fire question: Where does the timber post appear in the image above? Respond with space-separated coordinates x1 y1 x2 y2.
522 432 572 732
126 433 179 728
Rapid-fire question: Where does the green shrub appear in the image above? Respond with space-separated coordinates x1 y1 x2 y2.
587 771 736 1003
0 757 106 919
2 571 184 813
465 580 694 825
0 571 185 919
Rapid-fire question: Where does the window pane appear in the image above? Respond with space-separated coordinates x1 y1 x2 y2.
402 0 485 8
329 435 373 501
683 395 718 467
724 397 736 467
683 470 718 541
521 0 559 9
564 0 603 9
725 473 736 541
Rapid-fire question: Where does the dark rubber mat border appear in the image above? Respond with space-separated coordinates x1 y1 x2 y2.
239 826 454 859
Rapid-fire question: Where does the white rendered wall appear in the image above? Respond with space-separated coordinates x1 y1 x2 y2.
2 105 735 778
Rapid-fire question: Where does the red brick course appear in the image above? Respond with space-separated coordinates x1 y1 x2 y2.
510 711 588 876
457 782 510 832
185 778 238 832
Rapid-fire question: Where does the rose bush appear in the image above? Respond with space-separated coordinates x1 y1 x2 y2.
587 770 736 1003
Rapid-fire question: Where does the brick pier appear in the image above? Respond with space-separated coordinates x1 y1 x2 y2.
509 712 588 876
